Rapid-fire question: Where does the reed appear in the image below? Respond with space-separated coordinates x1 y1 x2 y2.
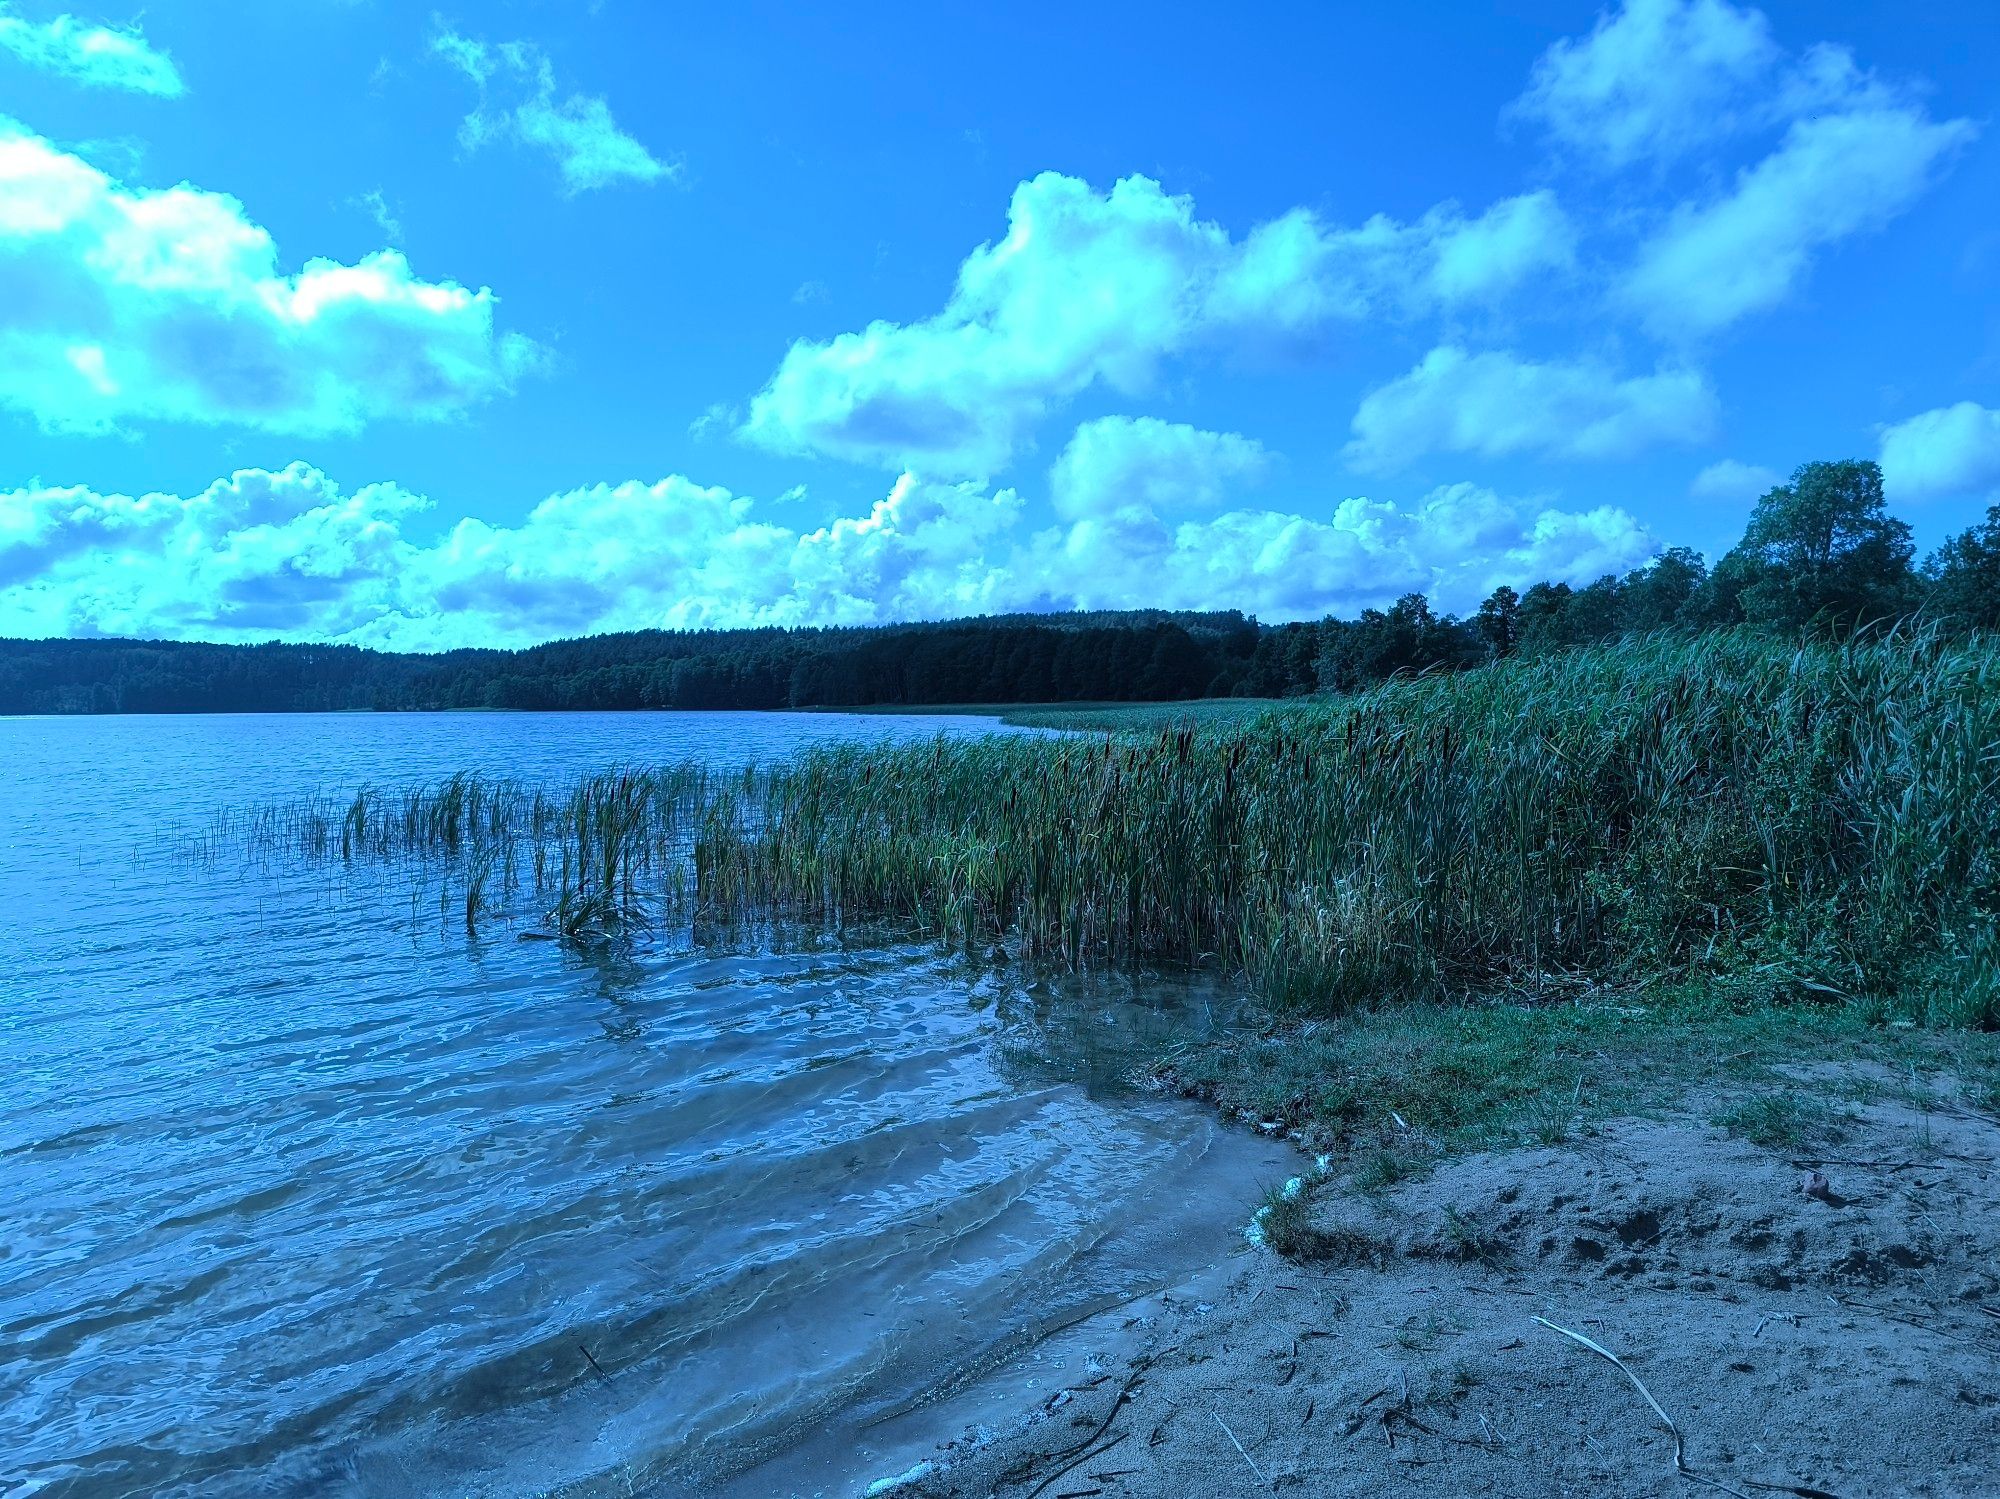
258 628 2000 1022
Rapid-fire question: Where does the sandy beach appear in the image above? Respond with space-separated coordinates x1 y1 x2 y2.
845 1076 2000 1499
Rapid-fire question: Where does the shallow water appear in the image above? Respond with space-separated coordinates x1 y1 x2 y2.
0 713 1274 1498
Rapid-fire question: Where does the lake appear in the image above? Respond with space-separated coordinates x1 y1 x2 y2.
0 712 1280 1498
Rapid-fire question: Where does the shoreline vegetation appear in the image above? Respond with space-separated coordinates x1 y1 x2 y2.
237 622 2000 1182
255 626 2000 1021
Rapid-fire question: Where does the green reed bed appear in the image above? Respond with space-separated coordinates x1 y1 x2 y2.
254 629 2000 1024
230 764 727 940
689 629 2000 1024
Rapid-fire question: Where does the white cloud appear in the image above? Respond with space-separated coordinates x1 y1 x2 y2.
1623 104 1974 338
1512 1 1973 339
0 117 537 435
0 464 432 637
1879 402 2000 503
1344 346 1717 471
0 450 1658 646
1426 190 1576 303
1689 458 1780 500
741 172 1576 478
1039 417 1272 598
0 5 183 96
1023 479 1656 619
1048 416 1270 521
352 187 403 244
1509 0 1780 170
0 464 1025 647
688 401 739 439
432 29 670 195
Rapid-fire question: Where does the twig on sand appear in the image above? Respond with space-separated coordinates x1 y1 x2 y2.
1017 1366 1147 1498
1932 1102 2000 1130
1533 1316 1749 1498
1022 1434 1127 1499
1214 1413 1267 1483
1051 1367 1144 1463
1830 1295 1978 1345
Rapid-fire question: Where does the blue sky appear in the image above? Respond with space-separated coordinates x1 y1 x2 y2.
1 0 1996 648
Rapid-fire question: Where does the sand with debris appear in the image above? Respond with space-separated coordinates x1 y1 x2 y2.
857 1082 2000 1498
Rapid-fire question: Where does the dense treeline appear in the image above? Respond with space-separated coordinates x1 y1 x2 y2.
6 460 1999 715
0 611 1262 714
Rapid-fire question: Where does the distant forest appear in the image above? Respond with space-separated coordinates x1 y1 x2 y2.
6 461 1999 715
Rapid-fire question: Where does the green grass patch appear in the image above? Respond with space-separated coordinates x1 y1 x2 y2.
1254 1181 1394 1264
1157 994 2000 1175
996 699 1285 732
1712 1091 1846 1150
815 698 1283 730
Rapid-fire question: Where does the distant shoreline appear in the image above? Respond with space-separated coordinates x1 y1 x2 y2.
0 699 1283 725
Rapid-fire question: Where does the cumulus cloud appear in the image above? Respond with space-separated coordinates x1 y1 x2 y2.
0 464 432 638
1048 416 1271 521
0 449 1658 646
1426 190 1576 303
0 5 182 96
432 28 670 195
0 117 537 435
1038 417 1272 597
1689 458 1780 500
1509 0 1780 170
0 464 1024 647
1623 105 1974 338
1879 402 2000 503
1025 479 1657 619
741 172 1576 477
1344 346 1717 472
1511 1 1973 339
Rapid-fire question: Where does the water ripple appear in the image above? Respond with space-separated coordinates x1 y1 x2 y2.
0 713 1270 1498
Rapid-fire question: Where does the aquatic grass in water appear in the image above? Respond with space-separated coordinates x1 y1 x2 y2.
252 629 2000 1021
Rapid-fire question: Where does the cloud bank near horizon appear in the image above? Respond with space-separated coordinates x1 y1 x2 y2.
0 445 1659 650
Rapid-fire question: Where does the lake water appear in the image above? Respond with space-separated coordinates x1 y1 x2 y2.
0 712 1282 1498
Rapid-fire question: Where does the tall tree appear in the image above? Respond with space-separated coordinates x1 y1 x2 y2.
1475 584 1522 658
1926 504 2000 629
1620 547 1708 631
1717 460 1915 632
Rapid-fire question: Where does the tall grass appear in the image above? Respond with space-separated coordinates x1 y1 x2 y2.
254 629 2000 1023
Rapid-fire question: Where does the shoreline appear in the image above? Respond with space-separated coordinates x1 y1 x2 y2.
833 1073 2000 1499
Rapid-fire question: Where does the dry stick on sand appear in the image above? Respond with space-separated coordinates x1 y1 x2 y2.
1213 1413 1267 1483
1533 1317 1750 1499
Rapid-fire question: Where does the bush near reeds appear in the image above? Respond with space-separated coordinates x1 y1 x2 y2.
291 629 2000 1024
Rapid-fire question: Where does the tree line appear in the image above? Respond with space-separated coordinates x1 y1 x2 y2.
1238 459 1999 693
4 461 1997 715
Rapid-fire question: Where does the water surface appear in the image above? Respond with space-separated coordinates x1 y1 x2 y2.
0 713 1275 1498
